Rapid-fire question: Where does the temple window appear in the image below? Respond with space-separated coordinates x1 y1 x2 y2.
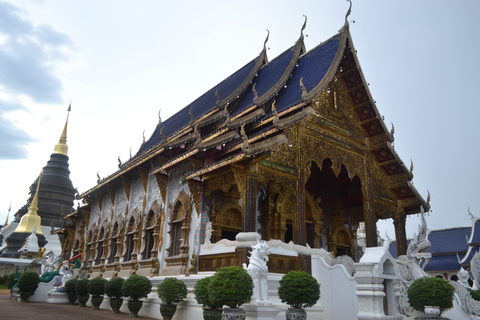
124 217 135 262
95 227 105 265
169 203 185 257
85 230 93 265
142 211 155 260
108 222 119 264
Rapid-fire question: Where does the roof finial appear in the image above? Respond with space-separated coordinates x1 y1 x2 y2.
345 0 353 27
301 15 307 36
158 109 162 125
53 103 71 156
263 29 270 51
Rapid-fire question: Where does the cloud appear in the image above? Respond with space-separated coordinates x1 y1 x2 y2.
0 114 33 160
0 1 73 160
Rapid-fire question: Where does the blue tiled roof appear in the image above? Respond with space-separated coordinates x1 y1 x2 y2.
389 227 470 257
265 34 341 117
137 57 261 154
428 227 470 254
233 46 296 116
470 219 480 244
424 254 461 272
137 32 342 157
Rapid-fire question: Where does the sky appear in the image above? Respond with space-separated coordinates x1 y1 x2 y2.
0 0 479 242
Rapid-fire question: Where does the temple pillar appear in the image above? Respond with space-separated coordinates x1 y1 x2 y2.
243 160 258 233
294 124 306 246
393 208 407 256
363 141 378 247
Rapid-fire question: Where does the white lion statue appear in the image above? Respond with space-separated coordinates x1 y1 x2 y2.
243 240 273 304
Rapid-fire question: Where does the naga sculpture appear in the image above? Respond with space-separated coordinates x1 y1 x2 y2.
397 207 431 283
396 208 480 317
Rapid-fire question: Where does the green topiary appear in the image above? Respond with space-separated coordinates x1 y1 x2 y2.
194 276 221 309
278 270 320 309
157 277 188 305
7 272 16 289
105 277 125 299
64 278 78 296
17 271 40 302
470 288 480 301
407 277 455 313
75 278 89 296
208 266 253 309
122 274 152 301
88 277 108 296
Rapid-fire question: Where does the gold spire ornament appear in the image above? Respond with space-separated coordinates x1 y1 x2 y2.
53 103 71 156
14 171 44 235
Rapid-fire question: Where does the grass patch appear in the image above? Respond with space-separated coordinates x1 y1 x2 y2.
0 284 8 289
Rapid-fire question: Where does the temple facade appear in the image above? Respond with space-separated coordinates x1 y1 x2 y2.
66 15 429 278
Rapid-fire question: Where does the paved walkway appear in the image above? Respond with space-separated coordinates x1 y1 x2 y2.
0 291 152 320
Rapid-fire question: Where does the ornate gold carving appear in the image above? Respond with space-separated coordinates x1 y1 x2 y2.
231 165 246 201
154 174 168 205
198 252 240 272
187 180 202 217
204 171 236 197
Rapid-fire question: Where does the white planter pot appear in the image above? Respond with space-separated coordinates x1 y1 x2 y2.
424 306 441 316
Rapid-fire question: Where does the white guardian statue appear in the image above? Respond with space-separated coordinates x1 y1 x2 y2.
243 240 273 304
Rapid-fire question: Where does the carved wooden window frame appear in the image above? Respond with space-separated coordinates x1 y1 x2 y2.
123 217 136 262
166 190 192 258
142 211 156 260
108 222 120 264
95 227 105 266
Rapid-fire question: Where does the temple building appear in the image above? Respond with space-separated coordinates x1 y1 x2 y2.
66 11 429 278
0 106 75 261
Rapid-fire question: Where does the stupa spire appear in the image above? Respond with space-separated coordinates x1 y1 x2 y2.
53 103 71 156
2 202 11 230
13 171 44 236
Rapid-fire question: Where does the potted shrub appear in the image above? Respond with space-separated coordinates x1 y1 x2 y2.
122 274 152 317
64 278 78 304
17 271 40 302
208 266 253 320
157 277 188 320
6 272 16 289
105 277 125 313
407 276 455 316
194 276 222 320
75 278 90 307
87 276 108 310
278 270 320 320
